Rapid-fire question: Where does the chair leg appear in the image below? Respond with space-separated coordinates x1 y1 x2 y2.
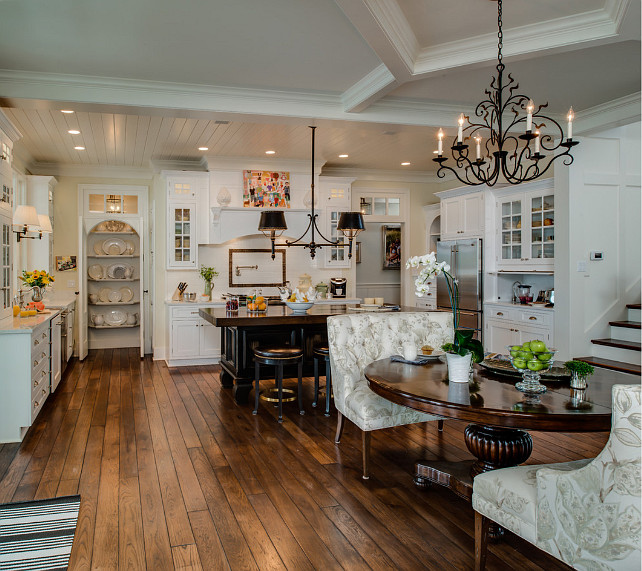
276 364 284 423
438 419 444 432
324 357 332 417
362 430 371 480
298 359 304 415
334 411 344 443
312 356 319 407
474 511 490 571
253 360 260 415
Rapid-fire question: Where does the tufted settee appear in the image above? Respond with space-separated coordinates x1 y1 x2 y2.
472 383 641 570
326 310 454 479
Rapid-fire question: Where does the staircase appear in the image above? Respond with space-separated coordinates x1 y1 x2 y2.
576 304 641 375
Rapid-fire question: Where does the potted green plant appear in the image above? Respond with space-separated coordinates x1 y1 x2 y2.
564 360 595 389
199 265 219 301
407 253 484 382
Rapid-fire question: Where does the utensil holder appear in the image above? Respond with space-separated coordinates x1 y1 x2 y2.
171 288 184 301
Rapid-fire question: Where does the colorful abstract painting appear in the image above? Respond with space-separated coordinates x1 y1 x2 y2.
243 170 290 208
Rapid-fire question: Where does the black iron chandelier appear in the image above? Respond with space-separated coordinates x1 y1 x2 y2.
433 0 579 186
258 126 365 259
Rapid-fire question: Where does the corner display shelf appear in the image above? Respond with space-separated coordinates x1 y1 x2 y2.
83 220 143 352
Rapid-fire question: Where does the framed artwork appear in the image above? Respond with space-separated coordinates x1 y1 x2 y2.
229 249 286 287
56 256 77 271
355 241 361 263
382 225 401 270
243 170 290 208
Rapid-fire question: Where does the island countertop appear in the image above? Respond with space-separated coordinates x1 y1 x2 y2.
199 304 432 327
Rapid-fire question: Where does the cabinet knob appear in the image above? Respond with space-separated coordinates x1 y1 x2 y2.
42 389 47 396
34 339 39 345
33 380 38 387
34 401 39 408
529 316 537 320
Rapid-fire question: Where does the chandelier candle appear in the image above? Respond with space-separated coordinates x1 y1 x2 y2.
432 0 579 186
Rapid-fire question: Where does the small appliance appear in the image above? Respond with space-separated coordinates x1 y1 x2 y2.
330 278 346 298
512 282 533 304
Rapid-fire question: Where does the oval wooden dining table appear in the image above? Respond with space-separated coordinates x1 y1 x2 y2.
365 358 616 502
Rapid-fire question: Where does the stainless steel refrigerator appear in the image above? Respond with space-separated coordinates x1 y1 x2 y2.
436 239 483 340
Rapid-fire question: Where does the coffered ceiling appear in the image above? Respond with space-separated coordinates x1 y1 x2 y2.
0 0 639 174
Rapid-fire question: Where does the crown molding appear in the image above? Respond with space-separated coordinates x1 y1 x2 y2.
0 108 22 142
205 156 325 174
320 166 444 184
341 64 397 113
150 158 208 173
27 162 153 180
575 92 641 135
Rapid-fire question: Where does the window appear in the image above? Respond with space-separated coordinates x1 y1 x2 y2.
87 193 139 215
357 193 404 217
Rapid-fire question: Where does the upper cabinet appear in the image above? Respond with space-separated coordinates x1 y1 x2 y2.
494 179 554 271
438 189 484 240
318 177 354 268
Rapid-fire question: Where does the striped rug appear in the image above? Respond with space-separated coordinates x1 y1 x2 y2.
0 495 80 571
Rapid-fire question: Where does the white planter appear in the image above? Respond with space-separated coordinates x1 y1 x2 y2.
446 352 472 383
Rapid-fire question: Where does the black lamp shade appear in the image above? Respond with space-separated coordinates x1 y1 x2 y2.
337 211 365 232
258 210 287 231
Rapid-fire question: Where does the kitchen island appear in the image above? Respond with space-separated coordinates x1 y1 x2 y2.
200 304 427 404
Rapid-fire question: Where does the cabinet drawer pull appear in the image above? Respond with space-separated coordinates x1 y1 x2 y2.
34 401 39 408
190 312 199 315
529 316 537 320
497 312 503 316
34 359 38 367
34 339 39 346
33 380 38 387
42 332 47 339
41 352 46 359
427 293 432 296
42 389 47 396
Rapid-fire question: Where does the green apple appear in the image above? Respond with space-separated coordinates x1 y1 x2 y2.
522 341 532 351
511 345 521 351
513 358 526 369
510 350 520 358
530 340 547 353
527 360 544 371
518 350 533 361
537 352 553 362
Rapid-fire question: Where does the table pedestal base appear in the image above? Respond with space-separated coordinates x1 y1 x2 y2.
414 423 533 540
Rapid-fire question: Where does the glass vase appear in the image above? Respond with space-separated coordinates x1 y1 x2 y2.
203 281 213 301
446 352 472 383
569 372 588 389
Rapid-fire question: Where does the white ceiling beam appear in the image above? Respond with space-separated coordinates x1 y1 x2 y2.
341 64 398 113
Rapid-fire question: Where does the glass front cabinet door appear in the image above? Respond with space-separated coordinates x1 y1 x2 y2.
168 203 197 269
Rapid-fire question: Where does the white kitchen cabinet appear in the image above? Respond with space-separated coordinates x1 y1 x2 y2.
26 176 57 273
167 203 197 269
494 179 554 271
51 313 62 391
439 191 484 239
484 304 554 353
167 304 221 366
0 211 12 320
319 177 354 268
164 171 209 245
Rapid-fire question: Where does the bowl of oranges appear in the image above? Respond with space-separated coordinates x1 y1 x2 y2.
246 295 268 313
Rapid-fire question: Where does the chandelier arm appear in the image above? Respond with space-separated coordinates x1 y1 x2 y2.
436 163 486 186
310 217 342 246
284 215 314 247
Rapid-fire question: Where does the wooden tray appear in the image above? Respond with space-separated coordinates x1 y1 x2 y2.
479 358 570 381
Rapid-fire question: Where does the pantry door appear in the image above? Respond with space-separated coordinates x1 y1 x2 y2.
77 216 88 360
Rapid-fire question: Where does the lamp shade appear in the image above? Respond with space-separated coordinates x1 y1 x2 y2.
258 210 287 231
37 214 53 233
337 212 365 232
13 205 40 228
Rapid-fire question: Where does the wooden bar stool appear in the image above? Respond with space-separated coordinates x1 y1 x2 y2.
312 345 332 417
253 346 304 423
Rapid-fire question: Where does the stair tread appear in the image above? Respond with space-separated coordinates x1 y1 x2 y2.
574 356 641 375
591 338 641 351
609 320 641 329
627 303 641 310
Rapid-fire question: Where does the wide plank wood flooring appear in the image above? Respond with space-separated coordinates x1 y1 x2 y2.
0 349 609 570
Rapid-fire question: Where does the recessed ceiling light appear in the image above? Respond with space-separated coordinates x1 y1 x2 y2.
74 146 85 150
265 150 276 155
68 129 80 135
61 110 74 114
338 154 349 158
401 162 411 166
198 147 209 151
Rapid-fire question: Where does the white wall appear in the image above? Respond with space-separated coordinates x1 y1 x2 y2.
554 122 641 360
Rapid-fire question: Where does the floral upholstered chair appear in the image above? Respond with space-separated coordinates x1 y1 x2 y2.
326 311 453 479
472 384 641 571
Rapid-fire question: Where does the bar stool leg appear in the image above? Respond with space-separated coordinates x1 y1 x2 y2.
298 359 304 415
277 363 284 423
324 356 332 417
313 356 319 407
253 360 260 415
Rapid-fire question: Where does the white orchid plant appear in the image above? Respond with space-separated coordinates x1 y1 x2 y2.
407 252 483 362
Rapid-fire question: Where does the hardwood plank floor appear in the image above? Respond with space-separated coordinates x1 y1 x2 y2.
0 349 610 570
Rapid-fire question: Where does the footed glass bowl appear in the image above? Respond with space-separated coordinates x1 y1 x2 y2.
506 345 557 394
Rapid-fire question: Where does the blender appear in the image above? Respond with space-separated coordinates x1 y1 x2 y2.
513 283 533 304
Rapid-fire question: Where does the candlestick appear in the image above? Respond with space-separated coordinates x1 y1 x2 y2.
534 130 540 154
567 106 574 139
526 99 534 132
474 136 482 160
438 128 444 156
457 114 464 143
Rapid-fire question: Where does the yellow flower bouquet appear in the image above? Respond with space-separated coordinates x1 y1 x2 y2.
20 269 55 288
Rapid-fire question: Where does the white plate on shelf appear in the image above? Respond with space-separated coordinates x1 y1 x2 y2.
107 263 127 279
102 237 126 255
124 240 135 255
88 264 103 280
108 290 122 303
98 287 112 303
93 242 104 256
104 310 127 326
120 286 134 303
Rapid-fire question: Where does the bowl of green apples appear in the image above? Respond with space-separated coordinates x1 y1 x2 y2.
507 340 557 394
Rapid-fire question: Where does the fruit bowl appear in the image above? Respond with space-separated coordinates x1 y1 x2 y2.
506 342 557 394
285 301 314 314
246 296 268 313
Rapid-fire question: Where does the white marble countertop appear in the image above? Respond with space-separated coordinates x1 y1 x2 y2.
165 297 361 306
42 292 78 309
484 301 554 312
0 310 61 334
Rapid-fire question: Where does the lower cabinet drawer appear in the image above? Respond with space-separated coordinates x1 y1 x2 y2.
517 310 553 329
31 386 49 423
171 306 204 319
32 365 50 401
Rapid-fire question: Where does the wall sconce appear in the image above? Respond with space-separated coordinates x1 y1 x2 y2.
13 205 52 242
37 214 53 238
